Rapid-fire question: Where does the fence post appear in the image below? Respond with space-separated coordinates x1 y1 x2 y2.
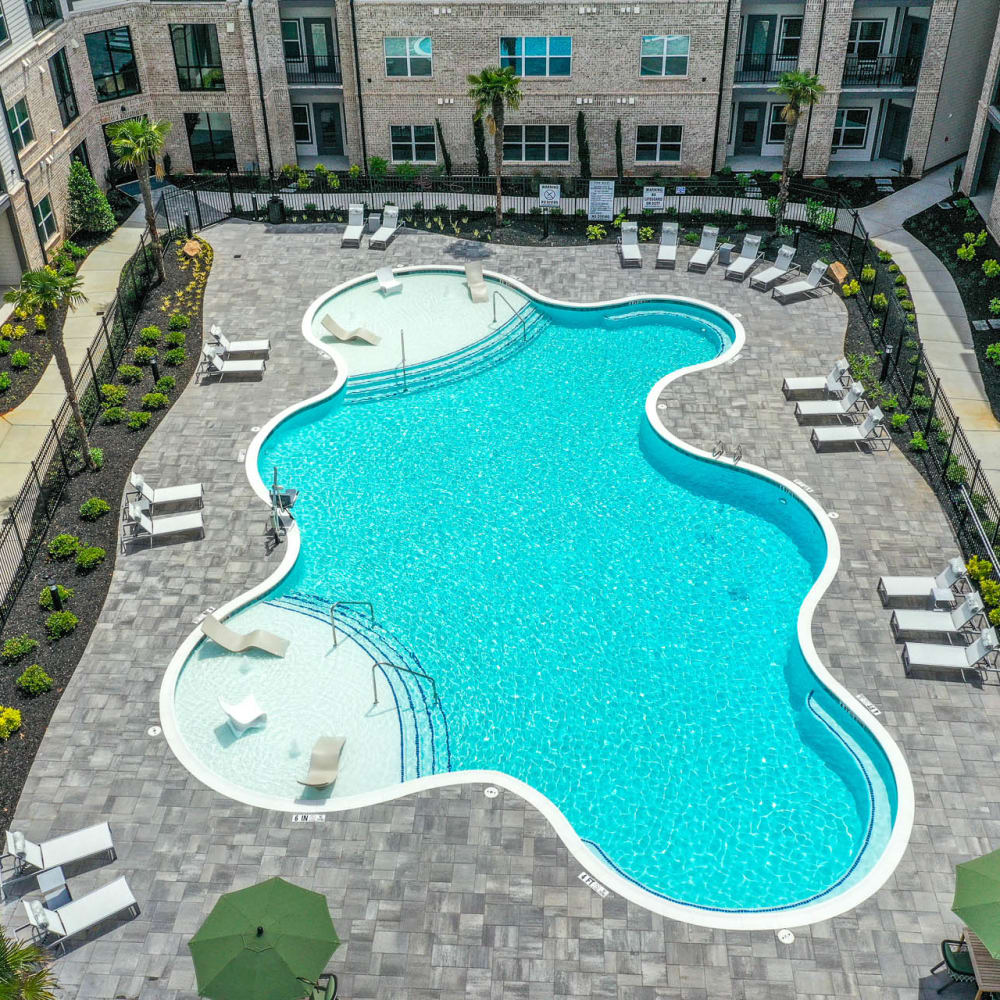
924 376 941 435
944 422 958 469
193 189 204 230
969 459 982 501
6 503 25 557
86 345 98 387
51 419 70 478
847 210 857 262
162 193 171 233
909 346 923 398
226 168 237 215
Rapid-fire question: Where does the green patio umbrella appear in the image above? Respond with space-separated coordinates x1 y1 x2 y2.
953 847 1000 958
189 877 339 1000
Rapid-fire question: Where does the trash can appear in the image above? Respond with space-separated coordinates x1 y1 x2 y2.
267 197 285 224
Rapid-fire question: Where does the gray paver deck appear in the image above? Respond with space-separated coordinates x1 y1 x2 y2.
1 222 995 1000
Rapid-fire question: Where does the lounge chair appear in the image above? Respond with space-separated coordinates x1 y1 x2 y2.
200 348 265 380
128 472 202 511
310 974 338 1000
121 502 204 550
212 327 270 357
931 939 976 993
20 876 138 952
725 234 763 281
750 245 797 291
782 359 850 400
810 407 887 451
877 556 968 608
219 694 266 734
320 314 380 346
369 205 401 249
298 736 346 788
465 261 489 303
773 260 829 302
200 613 289 656
376 267 402 295
687 225 719 272
617 221 641 268
794 381 866 422
1 823 115 897
341 203 365 248
902 627 999 677
656 222 678 269
890 592 985 640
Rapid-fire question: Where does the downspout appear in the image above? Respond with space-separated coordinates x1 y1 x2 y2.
247 0 274 173
711 0 735 173
348 0 369 173
799 0 828 174
0 80 46 263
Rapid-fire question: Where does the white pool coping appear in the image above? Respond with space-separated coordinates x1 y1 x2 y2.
158 264 914 931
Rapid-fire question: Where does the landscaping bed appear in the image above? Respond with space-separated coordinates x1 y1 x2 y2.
0 235 210 822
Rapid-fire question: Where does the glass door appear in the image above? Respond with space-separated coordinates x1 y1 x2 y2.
313 103 344 156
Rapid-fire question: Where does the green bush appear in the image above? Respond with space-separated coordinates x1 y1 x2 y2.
62 239 87 260
133 346 158 365
79 497 110 521
138 325 162 345
968 554 993 582
75 545 105 571
0 707 22 740
894 274 907 286
10 349 30 369
871 293 888 312
47 533 80 559
164 348 186 366
991 298 1000 317
947 459 969 486
100 383 128 407
0 338 9 355
987 343 1000 368
984 258 1000 279
67 159 116 233
586 224 606 241
101 406 125 424
126 410 150 431
1 634 38 662
0 372 10 393
912 394 932 412
168 312 190 331
155 375 175 393
908 431 929 452
899 298 914 311
890 412 909 431
90 446 103 470
38 584 73 610
982 578 1000 607
16 664 53 696
165 330 185 347
45 610 78 638
117 364 144 384
141 391 169 410
860 266 876 283
894 287 909 299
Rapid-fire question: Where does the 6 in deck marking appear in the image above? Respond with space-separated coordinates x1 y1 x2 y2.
291 813 327 823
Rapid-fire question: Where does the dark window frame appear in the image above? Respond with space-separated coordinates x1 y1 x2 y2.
389 123 435 162
49 48 78 127
33 194 56 243
85 26 141 102
170 23 225 91
634 124 683 163
70 139 90 172
291 104 311 144
25 0 60 35
502 123 570 163
184 111 237 171
6 97 33 153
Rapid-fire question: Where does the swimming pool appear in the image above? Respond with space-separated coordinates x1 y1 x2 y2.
164 267 910 926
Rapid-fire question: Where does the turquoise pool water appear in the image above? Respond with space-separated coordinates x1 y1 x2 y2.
235 280 894 912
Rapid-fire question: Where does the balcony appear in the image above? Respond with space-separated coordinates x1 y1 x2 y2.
284 55 341 87
733 51 798 84
842 53 922 87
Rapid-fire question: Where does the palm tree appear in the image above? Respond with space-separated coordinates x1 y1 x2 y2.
5 269 94 471
771 70 825 230
0 929 58 1000
106 118 172 281
467 67 522 226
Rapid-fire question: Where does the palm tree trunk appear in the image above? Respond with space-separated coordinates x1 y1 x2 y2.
138 161 165 283
775 118 798 233
51 323 95 471
493 97 504 227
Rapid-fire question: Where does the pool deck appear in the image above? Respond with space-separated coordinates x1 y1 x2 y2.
0 222 993 1000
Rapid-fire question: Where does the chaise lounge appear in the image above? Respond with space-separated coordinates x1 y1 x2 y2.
902 627 999 677
320 314 380 346
617 221 642 268
773 260 830 303
128 472 202 511
656 222 678 269
376 267 402 295
890 592 985 640
200 348 266 380
341 204 365 248
810 407 887 451
877 556 968 608
20 875 138 953
794 382 866 423
211 326 271 357
121 503 204 551
1 822 115 899
369 205 401 249
725 234 762 281
687 225 719 272
200 613 290 656
298 736 346 788
782 358 850 400
750 245 797 291
465 261 489 302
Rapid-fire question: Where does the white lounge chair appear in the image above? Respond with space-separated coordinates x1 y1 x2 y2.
200 613 289 656
687 226 719 272
465 261 489 303
200 348 265 379
773 260 829 302
369 205 401 249
656 222 678 270
902 627 999 677
810 407 888 451
877 556 968 608
794 381 866 422
725 234 763 281
219 693 266 734
782 359 850 400
1 823 115 898
298 736 346 788
617 221 641 268
211 327 270 356
21 875 137 952
376 267 402 295
750 245 797 291
128 472 202 511
341 203 364 248
320 314 380 346
891 592 985 640
122 502 204 550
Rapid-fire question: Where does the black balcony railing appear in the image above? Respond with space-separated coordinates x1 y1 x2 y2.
25 0 60 33
733 51 799 83
284 55 342 86
842 53 922 87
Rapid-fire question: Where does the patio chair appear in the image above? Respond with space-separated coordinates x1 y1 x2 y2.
1 822 115 894
656 222 678 269
810 407 888 452
931 939 976 993
750 245 797 291
200 613 289 657
725 234 763 281
773 260 830 303
369 205 401 249
793 382 866 423
122 502 203 551
341 204 364 248
890 592 985 641
465 261 489 303
219 693 266 734
320 314 380 346
902 627 999 677
782 359 850 400
376 267 402 295
877 556 969 608
298 736 346 788
128 472 202 511
617 221 642 268
21 875 137 953
687 225 719 272
200 348 265 380
211 327 270 357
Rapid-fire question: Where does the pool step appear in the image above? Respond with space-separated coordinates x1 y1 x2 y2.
344 308 549 404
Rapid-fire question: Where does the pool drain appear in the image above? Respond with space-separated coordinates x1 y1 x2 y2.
147 726 161 737
777 928 795 944
484 786 499 799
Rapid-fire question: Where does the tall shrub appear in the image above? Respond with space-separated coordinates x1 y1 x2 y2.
576 111 591 179
473 115 489 177
615 119 623 178
435 119 453 176
67 160 115 234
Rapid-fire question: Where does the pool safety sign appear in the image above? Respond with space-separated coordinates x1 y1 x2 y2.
588 180 615 221
578 871 611 898
538 184 561 209
642 186 665 211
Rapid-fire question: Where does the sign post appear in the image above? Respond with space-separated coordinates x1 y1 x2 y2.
539 183 560 239
588 180 615 221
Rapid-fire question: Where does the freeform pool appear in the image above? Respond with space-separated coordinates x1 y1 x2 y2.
166 268 908 924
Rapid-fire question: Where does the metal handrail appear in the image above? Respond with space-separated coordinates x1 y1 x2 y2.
330 600 373 645
492 289 529 338
733 443 743 465
371 660 441 707
712 440 725 458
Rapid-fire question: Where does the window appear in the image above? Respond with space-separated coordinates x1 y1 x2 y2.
635 124 682 162
33 195 56 243
70 139 90 171
25 0 59 34
847 20 884 60
0 3 9 46
291 104 311 144
184 111 236 170
640 35 689 76
778 17 801 59
6 98 32 152
390 124 435 161
502 124 569 162
48 48 78 127
384 36 431 77
499 36 571 76
766 104 786 144
281 20 301 60
832 107 870 149
170 24 224 91
85 27 140 101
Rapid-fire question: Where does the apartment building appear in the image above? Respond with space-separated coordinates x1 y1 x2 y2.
964 5 1000 242
1 0 998 273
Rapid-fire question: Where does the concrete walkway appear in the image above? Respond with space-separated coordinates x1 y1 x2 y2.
0 204 146 507
859 165 1000 492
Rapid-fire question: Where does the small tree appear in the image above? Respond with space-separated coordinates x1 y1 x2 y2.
467 66 523 225
576 111 591 179
615 119 624 179
435 119 453 176
67 160 115 235
473 115 489 177
0 928 58 1000
771 70 825 231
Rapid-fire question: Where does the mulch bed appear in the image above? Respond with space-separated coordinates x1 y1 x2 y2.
0 234 211 823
